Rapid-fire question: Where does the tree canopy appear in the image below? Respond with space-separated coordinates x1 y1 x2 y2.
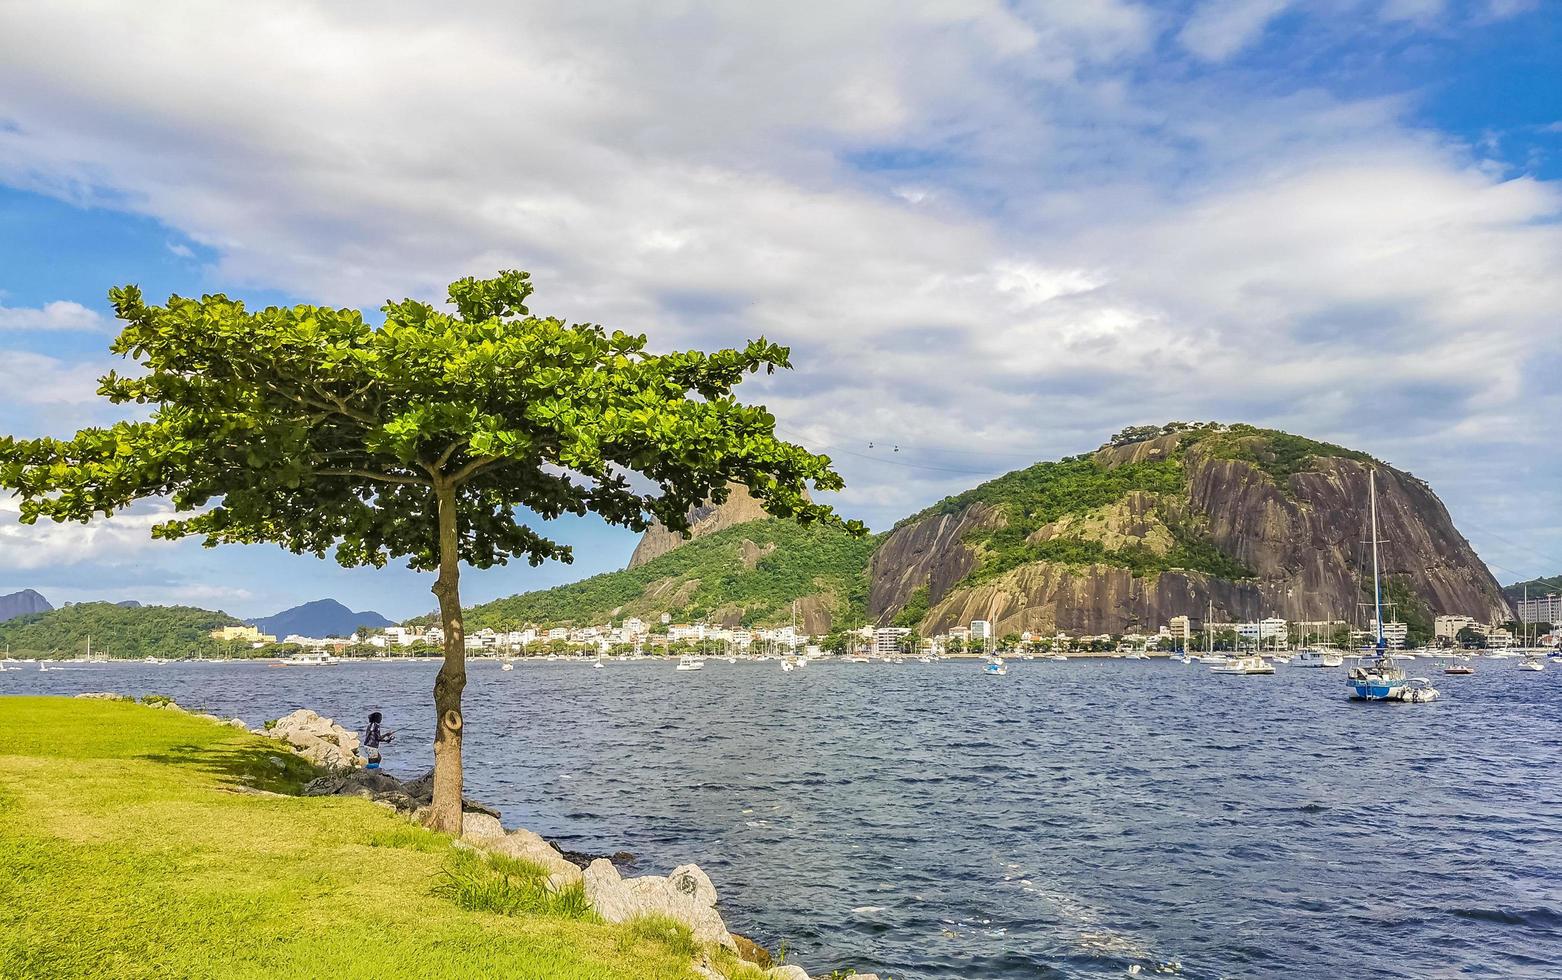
0 270 860 567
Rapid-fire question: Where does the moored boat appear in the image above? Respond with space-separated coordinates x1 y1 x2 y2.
1347 472 1437 703
1292 648 1344 668
1211 655 1274 675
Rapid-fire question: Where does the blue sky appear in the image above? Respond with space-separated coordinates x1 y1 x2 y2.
1 0 1558 619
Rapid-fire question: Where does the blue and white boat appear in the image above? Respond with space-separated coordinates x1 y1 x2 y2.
983 656 1007 676
1346 472 1438 703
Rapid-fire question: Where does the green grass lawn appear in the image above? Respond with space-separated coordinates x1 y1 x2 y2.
0 696 720 980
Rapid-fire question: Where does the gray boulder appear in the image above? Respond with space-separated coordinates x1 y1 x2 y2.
767 968 809 980
302 769 406 799
583 858 734 949
260 709 361 769
459 811 505 841
75 692 129 701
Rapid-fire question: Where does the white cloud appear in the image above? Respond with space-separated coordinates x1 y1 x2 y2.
0 0 1557 583
1179 0 1293 61
0 497 180 570
0 300 103 331
0 350 106 405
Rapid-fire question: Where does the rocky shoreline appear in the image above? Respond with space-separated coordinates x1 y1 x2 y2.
77 695 880 980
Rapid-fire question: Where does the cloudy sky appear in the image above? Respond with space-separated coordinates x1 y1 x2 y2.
1 0 1558 619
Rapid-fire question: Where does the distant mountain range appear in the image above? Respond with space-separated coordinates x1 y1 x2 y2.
0 589 53 623
248 598 394 638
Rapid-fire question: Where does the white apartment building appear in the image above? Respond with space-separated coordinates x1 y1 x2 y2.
668 623 705 643
1367 619 1409 649
873 627 910 656
970 620 993 642
1515 593 1562 625
1235 617 1288 647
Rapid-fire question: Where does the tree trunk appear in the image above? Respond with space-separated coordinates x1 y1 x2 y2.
427 481 467 834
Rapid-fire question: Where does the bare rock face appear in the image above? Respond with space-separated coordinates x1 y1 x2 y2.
867 502 1002 623
873 434 1511 636
627 483 775 569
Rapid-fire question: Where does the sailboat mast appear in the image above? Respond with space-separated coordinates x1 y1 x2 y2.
1370 471 1385 651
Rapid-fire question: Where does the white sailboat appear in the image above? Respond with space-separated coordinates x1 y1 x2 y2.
1346 472 1437 703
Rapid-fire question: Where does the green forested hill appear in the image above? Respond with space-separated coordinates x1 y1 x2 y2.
0 603 241 659
462 519 878 629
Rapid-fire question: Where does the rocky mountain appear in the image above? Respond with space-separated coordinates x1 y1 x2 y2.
0 588 52 623
470 423 1512 638
871 424 1512 637
627 482 780 569
249 599 394 638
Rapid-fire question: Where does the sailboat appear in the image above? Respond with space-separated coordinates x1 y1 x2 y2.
1517 585 1546 671
1346 472 1438 703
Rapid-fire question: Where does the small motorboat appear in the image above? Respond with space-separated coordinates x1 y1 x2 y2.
1401 677 1440 703
1292 648 1344 668
1211 655 1275 675
780 658 796 672
1518 657 1545 672
983 656 1007 676
675 655 704 671
501 662 514 671
1443 661 1475 675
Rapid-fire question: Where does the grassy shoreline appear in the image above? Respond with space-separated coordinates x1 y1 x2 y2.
0 696 735 979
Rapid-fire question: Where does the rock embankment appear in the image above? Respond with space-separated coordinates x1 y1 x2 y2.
79 697 883 980
258 708 363 769
306 765 875 980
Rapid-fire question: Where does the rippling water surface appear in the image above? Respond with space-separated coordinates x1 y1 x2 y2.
9 657 1561 978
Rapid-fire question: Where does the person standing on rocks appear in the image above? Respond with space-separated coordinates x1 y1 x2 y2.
360 711 393 770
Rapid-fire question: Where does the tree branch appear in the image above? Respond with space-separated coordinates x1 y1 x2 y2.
448 455 501 485
317 468 431 487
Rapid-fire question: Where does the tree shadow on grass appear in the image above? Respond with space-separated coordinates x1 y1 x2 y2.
137 741 322 795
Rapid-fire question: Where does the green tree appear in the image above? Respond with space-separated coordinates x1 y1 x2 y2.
1456 625 1486 648
0 271 860 832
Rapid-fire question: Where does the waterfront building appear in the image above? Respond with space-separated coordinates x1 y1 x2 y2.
1235 617 1288 648
970 620 992 642
1366 619 1409 649
209 624 276 645
873 627 910 656
1433 615 1476 641
1515 593 1561 626
1167 615 1202 648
